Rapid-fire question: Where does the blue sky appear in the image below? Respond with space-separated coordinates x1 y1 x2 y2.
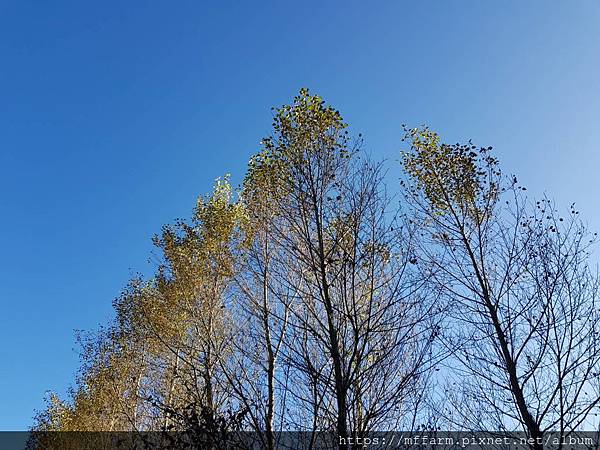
0 1 599 429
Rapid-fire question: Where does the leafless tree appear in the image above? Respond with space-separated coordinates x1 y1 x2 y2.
402 127 600 448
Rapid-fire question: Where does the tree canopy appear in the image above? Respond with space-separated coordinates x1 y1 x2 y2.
32 90 600 450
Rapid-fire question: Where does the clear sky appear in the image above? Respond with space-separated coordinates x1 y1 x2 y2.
1 1 599 430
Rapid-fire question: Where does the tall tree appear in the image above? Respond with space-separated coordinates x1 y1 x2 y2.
248 90 438 447
402 127 600 446
143 175 246 440
224 147 293 450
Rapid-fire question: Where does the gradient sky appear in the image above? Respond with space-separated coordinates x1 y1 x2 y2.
1 1 599 429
